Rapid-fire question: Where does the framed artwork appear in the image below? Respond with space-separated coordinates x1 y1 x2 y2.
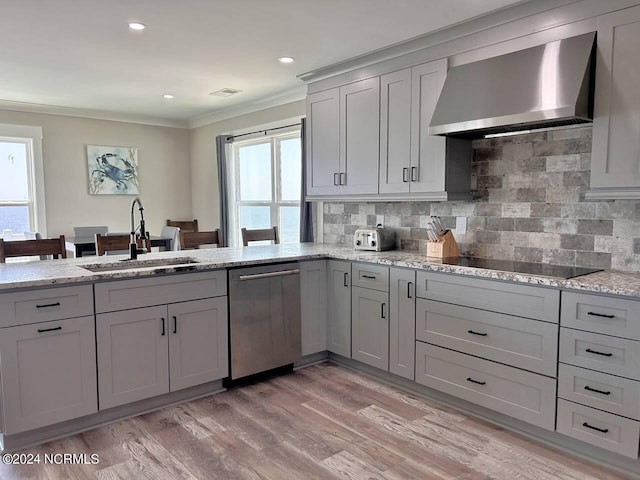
87 145 139 195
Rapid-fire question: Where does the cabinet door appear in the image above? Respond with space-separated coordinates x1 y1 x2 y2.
301 260 327 356
0 316 97 434
168 297 228 392
410 59 448 193
379 69 412 194
352 286 389 371
327 260 351 357
590 6 640 195
97 306 169 410
339 77 380 195
389 268 416 380
306 88 340 196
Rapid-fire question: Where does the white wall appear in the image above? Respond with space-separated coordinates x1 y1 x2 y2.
0 109 192 237
189 100 306 230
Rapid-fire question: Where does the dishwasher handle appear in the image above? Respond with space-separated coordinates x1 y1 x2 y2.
239 268 300 281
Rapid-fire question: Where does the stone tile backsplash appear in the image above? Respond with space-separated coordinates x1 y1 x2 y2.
322 126 640 272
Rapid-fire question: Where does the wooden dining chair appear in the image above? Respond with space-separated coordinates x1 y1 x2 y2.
0 235 67 263
179 230 221 250
95 233 148 256
166 219 198 233
241 226 280 246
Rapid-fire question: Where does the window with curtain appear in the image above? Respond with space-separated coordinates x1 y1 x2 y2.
228 130 301 246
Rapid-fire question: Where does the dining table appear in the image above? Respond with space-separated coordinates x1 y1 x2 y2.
65 235 172 258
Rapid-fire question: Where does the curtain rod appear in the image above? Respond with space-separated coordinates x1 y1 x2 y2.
229 122 301 141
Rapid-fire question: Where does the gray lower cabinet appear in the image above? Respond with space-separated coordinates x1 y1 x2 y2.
389 268 416 380
351 286 389 370
97 298 228 410
301 260 327 356
0 316 97 434
327 260 351 357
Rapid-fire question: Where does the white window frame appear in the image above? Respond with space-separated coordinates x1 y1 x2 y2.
228 129 301 247
0 124 46 237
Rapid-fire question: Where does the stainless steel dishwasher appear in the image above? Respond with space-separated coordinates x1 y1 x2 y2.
228 262 301 381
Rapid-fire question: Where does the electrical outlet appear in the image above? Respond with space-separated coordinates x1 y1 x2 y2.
455 216 467 235
376 215 384 227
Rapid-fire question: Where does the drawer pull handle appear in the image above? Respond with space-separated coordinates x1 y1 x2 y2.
582 422 609 434
362 275 376 279
37 326 62 333
586 348 613 357
36 302 61 309
584 385 612 396
466 377 486 386
161 318 166 336
468 330 488 337
587 311 615 319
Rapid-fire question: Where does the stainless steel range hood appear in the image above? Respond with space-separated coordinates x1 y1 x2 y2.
429 32 596 138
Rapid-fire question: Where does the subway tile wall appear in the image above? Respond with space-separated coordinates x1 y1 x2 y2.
322 126 640 272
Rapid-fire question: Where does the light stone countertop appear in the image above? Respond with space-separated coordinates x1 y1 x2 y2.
0 244 638 299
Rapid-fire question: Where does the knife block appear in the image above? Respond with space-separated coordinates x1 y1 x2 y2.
426 230 460 258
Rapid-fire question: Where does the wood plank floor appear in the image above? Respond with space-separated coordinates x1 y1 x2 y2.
0 362 633 480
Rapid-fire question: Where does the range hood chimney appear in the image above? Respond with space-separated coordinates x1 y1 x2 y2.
429 32 596 138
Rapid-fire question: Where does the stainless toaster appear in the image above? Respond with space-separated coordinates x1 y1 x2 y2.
353 226 395 251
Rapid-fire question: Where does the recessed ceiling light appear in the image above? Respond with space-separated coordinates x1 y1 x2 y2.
162 94 174 99
128 22 146 31
278 56 295 64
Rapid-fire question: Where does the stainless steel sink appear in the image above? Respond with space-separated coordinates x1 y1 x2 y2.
80 257 201 273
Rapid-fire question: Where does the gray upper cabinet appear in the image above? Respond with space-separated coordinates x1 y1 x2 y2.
306 78 380 197
339 77 380 195
306 88 340 196
327 260 351 358
588 5 640 199
379 68 412 194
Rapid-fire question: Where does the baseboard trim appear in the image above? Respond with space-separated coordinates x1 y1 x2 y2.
295 351 330 369
1 380 225 453
328 353 640 479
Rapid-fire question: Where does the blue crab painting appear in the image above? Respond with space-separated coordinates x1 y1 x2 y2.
87 145 139 195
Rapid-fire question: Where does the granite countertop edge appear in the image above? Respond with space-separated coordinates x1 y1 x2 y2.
0 245 638 299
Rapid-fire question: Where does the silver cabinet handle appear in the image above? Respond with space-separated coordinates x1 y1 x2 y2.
411 166 418 182
343 272 349 287
333 173 339 186
402 168 409 182
407 281 413 299
340 172 346 185
239 269 300 281
381 303 386 319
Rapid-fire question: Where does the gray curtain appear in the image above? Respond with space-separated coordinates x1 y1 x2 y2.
299 118 314 242
216 135 233 247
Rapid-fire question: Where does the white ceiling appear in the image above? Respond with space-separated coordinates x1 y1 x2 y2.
0 0 525 126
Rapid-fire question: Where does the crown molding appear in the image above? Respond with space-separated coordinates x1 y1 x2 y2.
187 85 307 129
0 99 189 129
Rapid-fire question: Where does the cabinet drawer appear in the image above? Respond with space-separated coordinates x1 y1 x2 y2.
415 342 556 430
415 272 559 322
351 263 389 292
95 270 226 313
0 285 94 328
416 299 558 377
557 399 640 459
561 292 640 341
559 328 640 381
558 364 640 420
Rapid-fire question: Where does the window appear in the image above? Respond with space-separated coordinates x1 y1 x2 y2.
0 125 46 238
229 130 301 246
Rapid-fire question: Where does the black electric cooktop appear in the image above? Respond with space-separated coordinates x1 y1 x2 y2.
439 257 602 279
